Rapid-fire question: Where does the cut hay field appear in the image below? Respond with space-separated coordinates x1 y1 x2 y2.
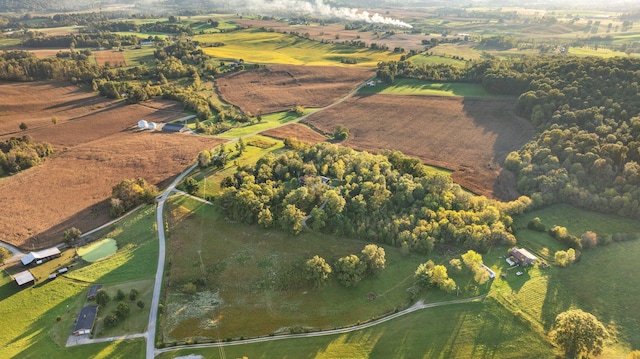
94 50 126 67
197 29 402 67
302 94 535 200
0 82 224 249
216 64 374 114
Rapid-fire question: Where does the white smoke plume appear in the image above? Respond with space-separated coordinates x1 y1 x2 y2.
243 0 413 28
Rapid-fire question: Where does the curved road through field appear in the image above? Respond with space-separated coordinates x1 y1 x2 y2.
154 294 486 356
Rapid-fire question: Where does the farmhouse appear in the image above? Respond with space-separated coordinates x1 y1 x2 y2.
73 305 98 336
87 284 103 300
14 270 35 287
508 248 538 266
20 247 61 266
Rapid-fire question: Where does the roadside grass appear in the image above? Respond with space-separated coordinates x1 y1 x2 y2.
196 29 402 66
359 78 494 97
0 204 158 357
156 298 553 358
160 196 483 342
214 109 317 139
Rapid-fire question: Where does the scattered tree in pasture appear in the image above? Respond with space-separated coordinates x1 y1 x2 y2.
414 260 435 287
527 217 546 232
304 255 332 287
95 289 110 307
51 116 58 125
19 122 28 131
116 289 125 301
335 255 366 287
115 302 130 319
360 244 386 275
461 250 483 272
554 248 577 267
581 231 598 249
63 227 82 245
333 125 349 141
104 313 119 328
198 149 212 168
235 137 246 155
551 309 608 359
414 260 456 291
183 176 200 195
137 300 145 310
129 288 139 301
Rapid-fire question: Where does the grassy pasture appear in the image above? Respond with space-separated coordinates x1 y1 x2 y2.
215 109 316 139
568 46 639 58
157 298 553 358
359 78 493 97
92 279 154 338
0 205 158 357
161 195 486 341
409 54 467 67
196 29 401 66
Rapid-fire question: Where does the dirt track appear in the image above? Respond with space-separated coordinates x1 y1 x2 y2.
302 93 535 200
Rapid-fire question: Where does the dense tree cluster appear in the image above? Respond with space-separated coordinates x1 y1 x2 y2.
0 135 53 175
303 244 386 288
218 143 516 253
110 178 158 217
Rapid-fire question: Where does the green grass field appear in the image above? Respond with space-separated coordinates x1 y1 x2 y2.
568 46 638 58
359 78 494 97
0 205 158 358
78 238 117 263
196 29 402 67
156 298 553 359
215 109 317 139
409 54 468 67
161 195 486 342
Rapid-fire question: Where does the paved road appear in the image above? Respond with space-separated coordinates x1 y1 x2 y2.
146 163 199 359
155 294 486 356
66 332 146 347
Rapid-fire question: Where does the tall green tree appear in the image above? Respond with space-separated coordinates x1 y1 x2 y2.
552 309 609 359
335 254 366 287
360 244 386 274
304 255 332 287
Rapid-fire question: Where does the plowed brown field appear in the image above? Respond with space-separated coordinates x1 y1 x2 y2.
216 64 373 114
302 94 535 200
94 50 126 67
261 123 327 144
0 82 223 249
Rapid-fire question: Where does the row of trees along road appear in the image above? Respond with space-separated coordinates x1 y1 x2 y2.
218 142 523 254
378 56 640 220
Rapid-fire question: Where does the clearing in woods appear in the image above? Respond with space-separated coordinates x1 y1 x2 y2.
94 50 127 67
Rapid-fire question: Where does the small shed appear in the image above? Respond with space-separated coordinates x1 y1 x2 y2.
480 264 496 279
509 248 538 266
14 270 36 287
73 305 98 336
87 284 103 300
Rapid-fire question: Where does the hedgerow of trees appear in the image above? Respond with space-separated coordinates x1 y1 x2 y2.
218 142 518 254
0 135 53 176
110 178 158 217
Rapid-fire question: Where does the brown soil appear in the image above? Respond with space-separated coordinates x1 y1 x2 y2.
0 82 223 249
216 64 374 114
302 94 535 200
94 50 126 67
261 123 327 144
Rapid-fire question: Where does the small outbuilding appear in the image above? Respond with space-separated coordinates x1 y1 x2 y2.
14 270 36 287
21 247 61 266
509 248 538 266
480 264 496 279
87 284 103 300
161 123 188 133
73 305 98 336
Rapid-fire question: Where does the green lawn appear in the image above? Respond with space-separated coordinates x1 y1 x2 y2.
215 109 317 139
359 78 494 97
196 29 401 67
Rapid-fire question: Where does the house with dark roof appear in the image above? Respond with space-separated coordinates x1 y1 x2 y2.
21 247 61 266
87 284 103 300
509 248 538 266
14 270 35 287
73 305 98 335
